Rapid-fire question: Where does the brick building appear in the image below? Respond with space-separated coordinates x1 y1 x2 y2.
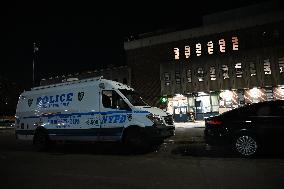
124 1 284 121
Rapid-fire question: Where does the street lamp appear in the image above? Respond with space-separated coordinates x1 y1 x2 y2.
33 42 39 87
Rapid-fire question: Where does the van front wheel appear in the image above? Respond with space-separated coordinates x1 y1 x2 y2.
123 128 149 150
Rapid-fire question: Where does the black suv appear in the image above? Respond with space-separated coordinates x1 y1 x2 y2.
204 100 284 157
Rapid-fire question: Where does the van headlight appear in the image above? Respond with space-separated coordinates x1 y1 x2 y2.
146 113 163 125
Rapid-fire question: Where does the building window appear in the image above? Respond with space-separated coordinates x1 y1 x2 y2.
197 67 204 82
219 39 226 53
186 69 192 83
278 57 284 75
232 36 239 50
264 59 271 75
175 72 181 84
235 62 242 78
266 88 274 101
174 48 179 60
209 66 216 81
249 62 257 76
221 65 229 79
164 72 171 86
185 46 190 58
196 43 201 56
207 41 213 54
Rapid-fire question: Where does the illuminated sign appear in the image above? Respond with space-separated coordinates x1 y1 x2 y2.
173 36 239 60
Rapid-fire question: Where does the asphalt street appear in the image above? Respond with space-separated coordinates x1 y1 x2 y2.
1 127 284 189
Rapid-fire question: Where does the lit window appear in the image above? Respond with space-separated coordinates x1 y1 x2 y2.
221 65 229 79
219 39 226 53
235 62 242 78
175 72 181 84
196 43 201 56
209 67 216 80
264 59 271 75
185 46 190 58
249 62 256 76
197 67 204 81
207 41 213 54
278 57 284 75
164 73 171 86
186 69 192 83
174 48 179 60
232 37 239 51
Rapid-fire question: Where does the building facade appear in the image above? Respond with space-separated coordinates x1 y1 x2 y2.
124 1 284 121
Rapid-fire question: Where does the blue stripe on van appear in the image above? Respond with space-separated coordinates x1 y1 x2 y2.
22 110 139 119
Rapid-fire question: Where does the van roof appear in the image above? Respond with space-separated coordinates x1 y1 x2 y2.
24 76 133 94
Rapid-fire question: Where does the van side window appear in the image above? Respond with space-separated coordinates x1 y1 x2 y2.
102 90 130 110
102 91 112 108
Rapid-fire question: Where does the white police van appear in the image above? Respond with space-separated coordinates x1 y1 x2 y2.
15 76 174 150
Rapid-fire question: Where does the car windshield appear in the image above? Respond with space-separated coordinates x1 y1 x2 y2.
119 89 149 106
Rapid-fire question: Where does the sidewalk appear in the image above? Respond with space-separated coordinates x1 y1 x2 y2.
174 121 205 128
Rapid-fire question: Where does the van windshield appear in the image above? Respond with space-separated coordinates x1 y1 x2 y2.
119 89 149 106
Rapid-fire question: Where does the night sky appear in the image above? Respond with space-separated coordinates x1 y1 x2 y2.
0 0 268 89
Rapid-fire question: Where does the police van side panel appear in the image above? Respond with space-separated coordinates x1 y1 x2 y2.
44 83 102 141
16 82 102 141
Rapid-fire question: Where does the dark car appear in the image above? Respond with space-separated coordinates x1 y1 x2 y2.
204 100 284 157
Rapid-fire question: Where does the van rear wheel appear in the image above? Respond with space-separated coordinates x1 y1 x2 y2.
33 129 50 151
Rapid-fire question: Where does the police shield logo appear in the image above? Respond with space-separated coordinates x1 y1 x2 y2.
78 92 84 101
28 99 33 107
127 114 132 121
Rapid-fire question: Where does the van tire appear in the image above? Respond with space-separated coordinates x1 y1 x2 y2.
33 128 50 151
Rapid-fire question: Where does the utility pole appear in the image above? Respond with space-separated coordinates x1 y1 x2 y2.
33 42 39 87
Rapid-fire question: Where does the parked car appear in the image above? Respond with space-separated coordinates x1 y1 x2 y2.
204 100 284 157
